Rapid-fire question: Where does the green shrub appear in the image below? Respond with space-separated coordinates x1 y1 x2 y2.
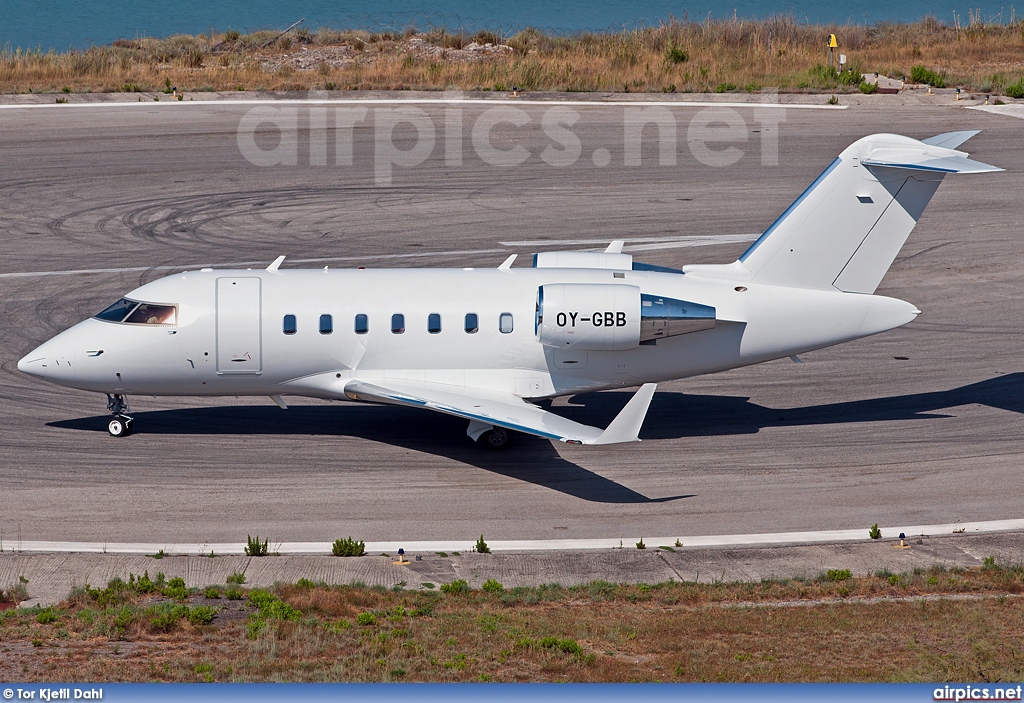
296 578 315 589
356 612 377 626
859 82 878 94
226 571 246 585
636 537 646 550
225 587 244 600
826 569 852 582
541 636 583 655
983 555 997 569
203 587 221 599
331 537 365 557
113 606 134 630
440 579 470 594
147 603 190 632
869 523 882 539
475 535 490 554
837 69 861 86
248 590 301 621
187 606 216 626
36 608 58 624
910 65 946 88
664 43 688 64
164 577 190 601
715 83 737 93
827 95 839 105
1006 81 1024 99
482 579 503 593
245 535 269 557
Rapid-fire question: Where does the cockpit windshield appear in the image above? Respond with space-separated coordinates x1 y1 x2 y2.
94 298 177 326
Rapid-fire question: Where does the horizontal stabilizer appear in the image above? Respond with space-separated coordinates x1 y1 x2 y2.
343 379 655 445
922 130 981 149
862 154 1001 174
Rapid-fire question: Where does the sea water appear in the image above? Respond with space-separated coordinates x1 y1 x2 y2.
3 0 1017 52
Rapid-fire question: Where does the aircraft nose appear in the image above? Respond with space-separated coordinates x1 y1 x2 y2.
18 346 50 377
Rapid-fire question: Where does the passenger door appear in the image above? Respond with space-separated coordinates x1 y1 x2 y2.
216 277 262 374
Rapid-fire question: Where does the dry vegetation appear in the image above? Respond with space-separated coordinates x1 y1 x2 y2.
1 17 1024 96
2 562 1024 682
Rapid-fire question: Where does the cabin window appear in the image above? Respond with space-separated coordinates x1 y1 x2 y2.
464 313 479 334
391 313 405 334
354 314 368 334
283 314 297 335
319 314 333 335
499 312 514 334
428 313 441 334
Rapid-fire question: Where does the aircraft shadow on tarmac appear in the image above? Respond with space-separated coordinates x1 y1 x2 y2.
48 373 1024 503
562 372 1024 440
48 402 690 505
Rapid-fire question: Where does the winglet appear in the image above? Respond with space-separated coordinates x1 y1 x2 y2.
604 240 625 254
498 254 517 271
589 383 657 445
266 255 286 272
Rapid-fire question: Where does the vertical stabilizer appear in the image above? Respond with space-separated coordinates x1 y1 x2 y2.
685 133 1000 293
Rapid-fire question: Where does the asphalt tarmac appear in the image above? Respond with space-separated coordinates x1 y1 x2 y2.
1 95 1021 545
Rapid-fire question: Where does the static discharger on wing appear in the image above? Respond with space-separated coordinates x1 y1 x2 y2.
18 131 1001 449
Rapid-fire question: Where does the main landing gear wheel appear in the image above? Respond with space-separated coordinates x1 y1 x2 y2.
108 415 133 437
105 393 133 437
480 427 512 450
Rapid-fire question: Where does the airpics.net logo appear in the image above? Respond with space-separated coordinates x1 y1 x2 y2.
235 90 788 186
934 685 1024 701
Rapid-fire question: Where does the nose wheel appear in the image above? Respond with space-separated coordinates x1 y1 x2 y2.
106 394 134 437
108 415 133 437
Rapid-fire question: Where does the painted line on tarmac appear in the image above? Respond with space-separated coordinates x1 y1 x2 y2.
0 235 754 279
0 97 843 111
0 248 509 279
502 234 759 248
970 104 1024 121
9 519 1024 555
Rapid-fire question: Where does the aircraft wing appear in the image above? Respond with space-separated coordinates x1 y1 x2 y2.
343 379 656 445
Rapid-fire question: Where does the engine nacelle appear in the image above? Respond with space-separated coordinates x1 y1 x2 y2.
536 284 641 351
536 284 718 351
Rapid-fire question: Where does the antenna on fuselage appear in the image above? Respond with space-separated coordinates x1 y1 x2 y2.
266 255 286 272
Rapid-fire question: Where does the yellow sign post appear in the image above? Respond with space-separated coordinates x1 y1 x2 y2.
827 34 838 69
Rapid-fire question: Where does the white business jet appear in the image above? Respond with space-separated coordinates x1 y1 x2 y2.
18 131 1000 448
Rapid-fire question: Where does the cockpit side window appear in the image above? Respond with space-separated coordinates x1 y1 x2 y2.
95 298 176 325
124 303 177 325
94 298 139 322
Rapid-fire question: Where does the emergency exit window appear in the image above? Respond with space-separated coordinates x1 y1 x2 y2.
499 312 514 334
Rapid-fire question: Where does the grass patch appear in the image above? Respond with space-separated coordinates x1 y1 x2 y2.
2 567 1023 681
1 19 1022 94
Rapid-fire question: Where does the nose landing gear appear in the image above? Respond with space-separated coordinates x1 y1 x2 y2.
106 394 133 437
